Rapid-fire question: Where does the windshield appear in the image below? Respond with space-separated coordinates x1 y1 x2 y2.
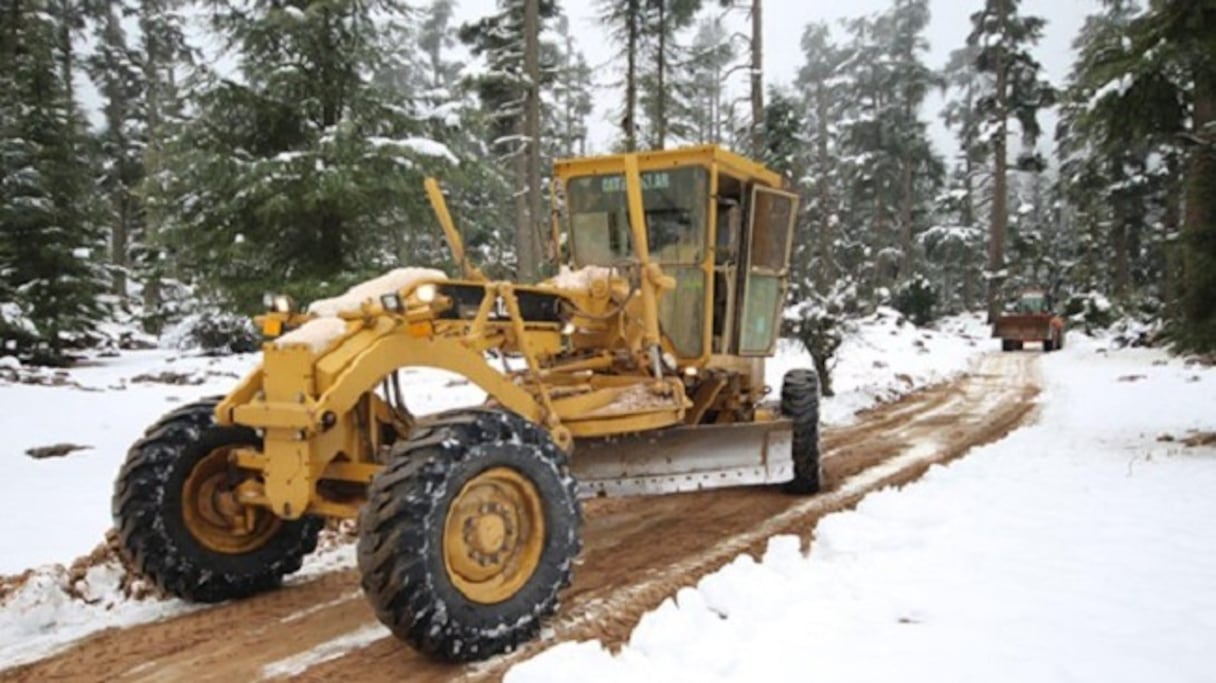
1018 294 1046 314
566 167 708 267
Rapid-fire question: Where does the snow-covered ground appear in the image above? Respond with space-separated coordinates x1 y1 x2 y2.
506 334 1216 683
0 309 988 669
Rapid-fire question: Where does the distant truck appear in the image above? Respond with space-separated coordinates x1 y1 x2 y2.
993 289 1065 352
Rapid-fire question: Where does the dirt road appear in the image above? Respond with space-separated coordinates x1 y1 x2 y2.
2 352 1039 683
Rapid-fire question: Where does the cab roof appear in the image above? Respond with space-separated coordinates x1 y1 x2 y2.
553 145 784 190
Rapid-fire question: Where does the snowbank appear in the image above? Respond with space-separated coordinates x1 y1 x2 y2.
507 335 1216 683
768 309 990 425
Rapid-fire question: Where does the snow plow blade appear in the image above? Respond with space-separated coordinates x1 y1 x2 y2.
571 420 795 498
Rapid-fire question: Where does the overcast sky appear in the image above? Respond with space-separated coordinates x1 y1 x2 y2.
456 0 1099 157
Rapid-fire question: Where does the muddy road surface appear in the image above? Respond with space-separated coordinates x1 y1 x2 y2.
2 352 1039 683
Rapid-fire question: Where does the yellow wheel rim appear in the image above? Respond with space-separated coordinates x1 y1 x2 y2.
443 467 546 604
181 446 280 554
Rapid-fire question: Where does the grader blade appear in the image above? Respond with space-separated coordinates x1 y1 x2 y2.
570 420 794 498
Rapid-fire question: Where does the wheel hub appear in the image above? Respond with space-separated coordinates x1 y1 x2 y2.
181 446 279 554
444 467 545 604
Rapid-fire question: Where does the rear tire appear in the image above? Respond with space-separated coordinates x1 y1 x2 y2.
781 369 822 494
1043 338 1055 352
112 398 323 603
357 409 581 662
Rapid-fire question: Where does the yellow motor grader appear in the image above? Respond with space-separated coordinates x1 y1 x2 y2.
112 145 821 661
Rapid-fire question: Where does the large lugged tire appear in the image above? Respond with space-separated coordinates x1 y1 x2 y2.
357 409 581 662
781 369 822 494
112 398 323 603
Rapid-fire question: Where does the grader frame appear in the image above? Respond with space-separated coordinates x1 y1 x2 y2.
113 145 819 662
219 146 799 520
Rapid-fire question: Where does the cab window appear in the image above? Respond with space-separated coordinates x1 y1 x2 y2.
567 168 708 267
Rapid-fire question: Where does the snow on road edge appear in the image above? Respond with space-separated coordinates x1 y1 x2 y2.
504 335 1216 683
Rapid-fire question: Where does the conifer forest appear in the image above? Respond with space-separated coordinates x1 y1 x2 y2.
1 0 1213 363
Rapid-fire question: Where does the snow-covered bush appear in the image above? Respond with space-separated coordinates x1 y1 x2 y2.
161 311 260 355
892 276 938 326
1107 317 1162 348
1064 291 1118 333
785 285 857 397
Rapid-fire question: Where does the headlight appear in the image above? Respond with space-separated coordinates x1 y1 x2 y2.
561 321 576 336
415 283 437 304
263 293 294 313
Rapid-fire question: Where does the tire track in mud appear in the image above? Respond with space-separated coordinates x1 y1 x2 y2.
1 353 1039 683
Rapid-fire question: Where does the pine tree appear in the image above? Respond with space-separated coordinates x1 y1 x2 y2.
0 0 107 361
406 2 516 278
1055 1 1173 312
1075 0 1216 348
420 0 461 90
86 0 146 301
759 88 815 300
886 0 940 283
684 16 735 146
549 14 594 158
794 21 849 296
137 0 194 331
938 44 991 311
836 3 942 298
966 0 1055 321
597 0 645 151
638 0 702 148
160 0 456 308
460 0 559 280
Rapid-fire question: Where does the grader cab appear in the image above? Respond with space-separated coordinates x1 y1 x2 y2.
112 146 820 662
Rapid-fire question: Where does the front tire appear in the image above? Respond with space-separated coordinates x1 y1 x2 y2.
112 398 322 603
782 369 822 494
357 409 581 662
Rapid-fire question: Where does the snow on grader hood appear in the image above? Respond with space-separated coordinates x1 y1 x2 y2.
110 145 823 662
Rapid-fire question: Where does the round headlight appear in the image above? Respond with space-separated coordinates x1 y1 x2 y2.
415 283 437 303
272 294 294 313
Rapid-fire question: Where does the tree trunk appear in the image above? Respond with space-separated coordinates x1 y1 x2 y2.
986 20 1009 323
1162 159 1183 322
625 0 638 152
749 0 764 155
56 2 74 105
815 89 834 294
100 7 130 298
564 31 575 157
112 193 129 296
1112 216 1130 299
656 1 666 149
523 0 543 280
899 159 914 283
1181 66 1216 341
513 125 530 279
